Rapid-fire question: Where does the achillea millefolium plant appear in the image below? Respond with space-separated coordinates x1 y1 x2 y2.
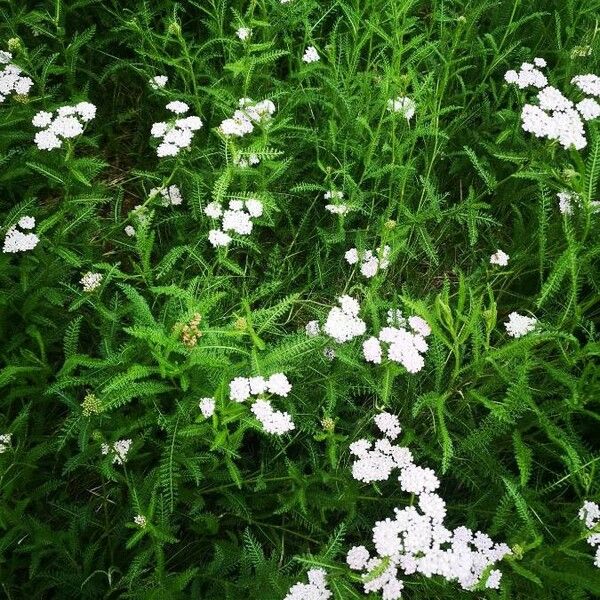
1 0 600 598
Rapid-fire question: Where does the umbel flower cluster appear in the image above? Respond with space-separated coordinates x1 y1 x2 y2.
386 96 416 120
0 51 33 102
490 249 509 266
504 312 537 338
149 184 184 206
579 501 600 568
229 373 294 435
204 198 264 247
323 295 367 343
346 414 511 598
505 59 600 149
345 245 391 278
32 102 96 150
218 98 276 138
3 216 39 253
557 190 600 214
80 271 102 292
0 433 12 454
101 439 132 465
284 568 331 600
363 311 431 373
324 190 351 215
150 102 202 157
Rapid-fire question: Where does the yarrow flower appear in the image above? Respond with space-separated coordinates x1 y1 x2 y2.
80 271 103 292
363 314 431 373
323 295 366 343
218 98 276 138
81 392 102 416
149 75 168 89
557 190 600 215
32 102 96 150
302 46 320 64
387 96 416 120
305 320 320 337
199 397 215 418
0 51 33 103
490 249 509 266
345 245 391 278
579 501 600 569
204 198 263 247
124 225 136 237
505 59 600 150
283 568 331 600
134 514 147 528
504 312 537 338
101 439 132 465
324 190 351 215
236 27 251 41
228 373 294 435
151 102 202 157
0 433 12 453
347 416 511 598
149 185 184 206
233 153 260 168
3 216 39 253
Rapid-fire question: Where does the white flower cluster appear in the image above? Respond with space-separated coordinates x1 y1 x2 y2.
236 27 251 41
204 198 263 248
134 514 147 528
302 46 320 64
579 501 600 568
362 312 431 374
0 51 33 102
32 102 96 150
490 249 509 266
149 184 183 206
323 295 366 343
305 320 320 337
504 312 537 338
3 216 39 253
557 190 600 215
345 245 391 278
505 59 600 150
199 397 215 418
149 75 168 89
347 415 511 598
284 568 331 600
0 433 12 453
151 102 202 157
387 96 416 121
233 153 260 168
229 373 294 435
571 74 600 97
324 190 350 215
80 271 102 292
218 98 276 138
101 438 132 465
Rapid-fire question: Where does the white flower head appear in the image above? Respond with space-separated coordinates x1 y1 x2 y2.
32 103 95 150
302 46 320 64
149 75 168 89
236 27 251 41
80 271 103 292
387 96 416 120
199 397 215 418
505 312 537 338
490 249 510 266
3 218 39 253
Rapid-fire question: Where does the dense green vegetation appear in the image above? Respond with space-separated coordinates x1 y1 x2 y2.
0 0 599 598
